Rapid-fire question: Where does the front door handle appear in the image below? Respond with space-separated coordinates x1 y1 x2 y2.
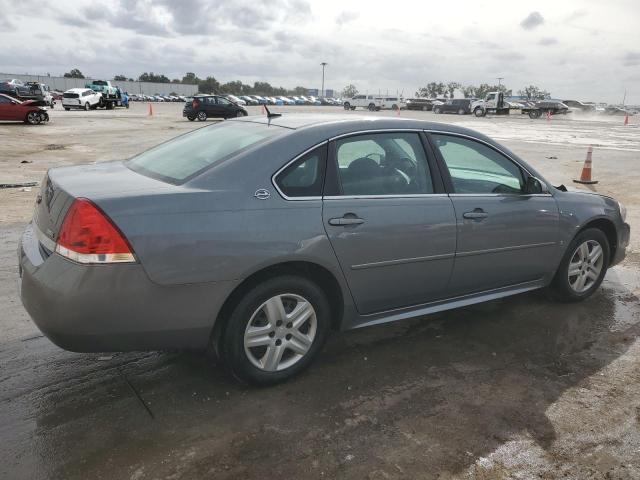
463 209 488 220
328 215 365 226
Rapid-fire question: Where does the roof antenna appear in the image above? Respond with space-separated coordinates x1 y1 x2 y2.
264 105 281 119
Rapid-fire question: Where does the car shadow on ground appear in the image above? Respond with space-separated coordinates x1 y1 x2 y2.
2 269 639 479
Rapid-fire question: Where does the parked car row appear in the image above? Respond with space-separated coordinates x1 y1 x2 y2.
1 79 55 108
129 94 186 102
231 95 342 106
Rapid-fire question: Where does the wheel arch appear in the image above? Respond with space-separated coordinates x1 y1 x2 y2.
211 260 346 351
577 217 617 265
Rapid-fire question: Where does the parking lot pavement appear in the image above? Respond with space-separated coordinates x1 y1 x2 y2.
1 103 639 479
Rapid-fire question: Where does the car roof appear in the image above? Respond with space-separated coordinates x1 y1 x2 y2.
65 88 91 92
232 114 496 140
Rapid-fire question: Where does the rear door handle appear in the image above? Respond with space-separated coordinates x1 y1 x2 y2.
328 216 365 226
463 209 488 220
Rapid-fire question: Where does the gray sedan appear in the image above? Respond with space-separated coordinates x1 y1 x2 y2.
18 115 630 385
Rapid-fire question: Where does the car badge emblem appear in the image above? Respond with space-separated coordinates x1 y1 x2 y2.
254 189 271 200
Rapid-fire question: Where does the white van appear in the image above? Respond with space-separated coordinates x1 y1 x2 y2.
62 88 102 111
343 94 382 111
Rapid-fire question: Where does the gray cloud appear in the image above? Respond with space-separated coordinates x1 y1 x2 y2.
623 52 640 66
336 10 359 26
520 11 544 30
539 37 558 46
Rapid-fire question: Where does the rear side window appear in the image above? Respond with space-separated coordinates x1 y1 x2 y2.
275 144 327 198
127 122 285 184
63 92 79 98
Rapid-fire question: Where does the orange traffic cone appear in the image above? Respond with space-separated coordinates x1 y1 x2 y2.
148 103 153 116
546 110 552 121
396 106 401 116
573 146 598 185
624 114 629 125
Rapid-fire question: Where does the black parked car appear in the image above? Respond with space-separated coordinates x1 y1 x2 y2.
405 98 434 111
183 95 248 121
433 99 475 115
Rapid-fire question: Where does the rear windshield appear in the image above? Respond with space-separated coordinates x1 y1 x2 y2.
127 121 286 184
63 93 79 98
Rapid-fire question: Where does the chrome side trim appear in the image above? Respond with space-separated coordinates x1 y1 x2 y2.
324 194 449 200
456 241 556 258
448 193 553 197
271 140 328 201
351 252 455 270
329 128 424 141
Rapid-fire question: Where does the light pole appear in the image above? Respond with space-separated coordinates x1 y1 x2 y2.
321 62 328 98
497 77 504 88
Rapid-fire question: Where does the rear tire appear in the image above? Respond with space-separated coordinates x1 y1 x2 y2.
434 107 441 114
549 228 609 302
458 109 466 115
343 102 351 110
217 275 330 386
187 115 196 121
197 111 207 121
422 105 427 111
64 107 70 111
368 103 376 111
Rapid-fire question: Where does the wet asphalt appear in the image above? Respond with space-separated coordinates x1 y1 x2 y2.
1 105 639 479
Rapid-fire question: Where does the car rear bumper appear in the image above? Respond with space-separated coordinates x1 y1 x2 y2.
18 222 237 352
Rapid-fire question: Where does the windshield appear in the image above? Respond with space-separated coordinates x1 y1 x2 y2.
127 121 286 184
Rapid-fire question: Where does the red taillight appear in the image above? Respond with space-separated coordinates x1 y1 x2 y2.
56 199 135 264
192 99 199 109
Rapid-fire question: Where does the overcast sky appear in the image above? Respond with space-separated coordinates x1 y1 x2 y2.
1 0 639 103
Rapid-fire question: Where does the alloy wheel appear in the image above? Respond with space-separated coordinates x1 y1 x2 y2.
244 293 317 372
568 240 604 293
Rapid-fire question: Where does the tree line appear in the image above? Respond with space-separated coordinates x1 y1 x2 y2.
415 81 550 100
341 82 551 101
63 69 309 96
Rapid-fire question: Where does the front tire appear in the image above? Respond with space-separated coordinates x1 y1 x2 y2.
458 108 466 115
343 102 351 110
434 107 441 114
84 102 90 111
218 275 330 386
474 107 485 117
187 115 196 121
549 228 609 302
25 111 41 125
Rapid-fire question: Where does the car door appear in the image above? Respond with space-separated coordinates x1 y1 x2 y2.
216 96 233 116
429 132 560 296
322 131 457 315
0 95 11 120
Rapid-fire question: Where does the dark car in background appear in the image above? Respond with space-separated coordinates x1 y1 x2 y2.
183 94 248 121
433 99 475 115
537 101 570 115
405 98 434 111
563 100 596 112
0 79 31 97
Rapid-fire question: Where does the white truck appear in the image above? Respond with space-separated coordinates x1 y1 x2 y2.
470 92 510 117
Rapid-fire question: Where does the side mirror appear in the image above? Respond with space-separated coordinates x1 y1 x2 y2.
525 176 544 194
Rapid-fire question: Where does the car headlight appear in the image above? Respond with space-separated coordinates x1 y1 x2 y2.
618 201 627 221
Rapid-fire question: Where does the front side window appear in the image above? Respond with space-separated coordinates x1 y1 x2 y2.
334 133 434 196
431 134 524 194
217 97 231 105
127 122 286 184
275 144 327 198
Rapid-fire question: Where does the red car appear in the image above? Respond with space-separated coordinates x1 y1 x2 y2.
0 93 49 124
